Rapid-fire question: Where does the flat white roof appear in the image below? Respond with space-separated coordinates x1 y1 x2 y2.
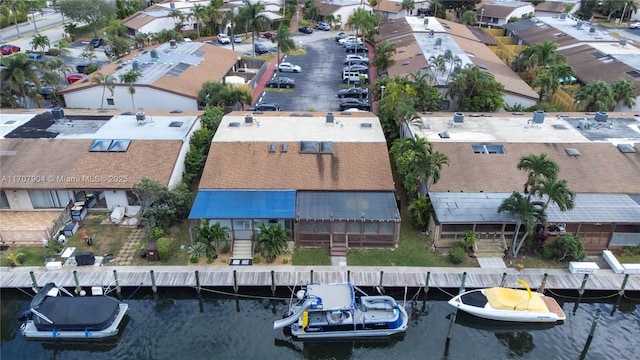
55 114 199 140
214 112 386 143
536 16 618 42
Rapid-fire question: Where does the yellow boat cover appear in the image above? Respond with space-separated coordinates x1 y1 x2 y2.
485 287 547 313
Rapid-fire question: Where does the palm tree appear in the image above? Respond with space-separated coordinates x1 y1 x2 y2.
44 57 73 79
521 41 559 69
54 39 72 56
239 0 270 57
168 9 184 31
92 72 116 110
348 7 377 38
120 70 141 110
531 177 575 212
272 22 295 82
574 80 616 112
191 4 209 39
373 41 396 70
25 0 45 33
401 0 415 15
40 70 62 105
80 46 97 65
428 54 446 82
30 33 50 55
516 153 559 196
460 10 477 25
498 192 546 258
254 223 289 263
610 78 637 109
224 8 241 51
4 0 26 37
0 53 40 108
407 194 431 231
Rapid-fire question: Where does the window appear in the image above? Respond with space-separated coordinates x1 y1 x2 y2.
472 144 506 154
126 191 139 206
29 190 73 208
0 191 9 209
107 98 114 105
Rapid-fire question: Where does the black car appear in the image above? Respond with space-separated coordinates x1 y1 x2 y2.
342 64 368 74
266 76 295 88
338 87 368 99
89 38 104 48
248 103 281 111
345 43 368 53
339 98 370 111
298 26 314 34
254 43 268 55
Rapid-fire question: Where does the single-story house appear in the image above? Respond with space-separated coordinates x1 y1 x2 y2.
121 9 178 36
315 0 373 30
476 1 535 27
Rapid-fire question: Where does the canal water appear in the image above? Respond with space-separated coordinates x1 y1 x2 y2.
1 286 639 360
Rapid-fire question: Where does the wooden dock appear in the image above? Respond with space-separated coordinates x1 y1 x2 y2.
1 265 639 293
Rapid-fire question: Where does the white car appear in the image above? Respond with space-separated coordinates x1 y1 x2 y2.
217 34 231 44
629 23 640 29
344 54 369 65
339 36 362 46
278 62 301 73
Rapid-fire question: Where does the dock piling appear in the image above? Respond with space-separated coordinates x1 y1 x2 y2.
458 272 467 295
195 270 201 295
539 273 548 293
378 270 385 294
29 271 38 289
500 272 507 287
73 270 81 294
150 270 157 296
579 309 601 360
270 270 276 295
113 270 122 299
310 269 314 284
233 270 239 293
424 272 431 300
347 270 351 283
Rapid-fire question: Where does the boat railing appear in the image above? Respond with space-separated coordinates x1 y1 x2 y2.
30 308 54 325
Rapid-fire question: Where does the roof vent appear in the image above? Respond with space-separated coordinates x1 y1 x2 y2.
620 39 627 47
150 50 159 60
136 112 146 122
228 122 240 127
132 60 139 71
169 121 183 127
170 39 177 48
326 112 334 124
423 18 429 25
565 148 580 156
452 112 464 124
51 107 65 121
532 110 545 124
244 114 253 124
576 21 582 29
560 13 567 20
595 111 608 122
589 26 596 33
360 123 372 128
429 29 434 37
434 38 442 47
280 143 288 152
444 49 451 57
617 144 637 153
268 144 276 153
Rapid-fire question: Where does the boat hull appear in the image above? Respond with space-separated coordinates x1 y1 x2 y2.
21 303 128 339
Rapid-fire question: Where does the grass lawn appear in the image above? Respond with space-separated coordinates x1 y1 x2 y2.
293 248 332 265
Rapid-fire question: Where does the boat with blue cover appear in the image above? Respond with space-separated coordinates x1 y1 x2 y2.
20 283 128 339
274 282 408 339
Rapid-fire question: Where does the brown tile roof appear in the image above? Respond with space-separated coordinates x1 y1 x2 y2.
199 142 395 191
429 142 640 194
314 0 342 16
0 139 182 189
376 18 414 42
387 41 428 77
376 0 404 14
479 3 533 19
121 12 161 31
516 23 580 47
535 1 566 13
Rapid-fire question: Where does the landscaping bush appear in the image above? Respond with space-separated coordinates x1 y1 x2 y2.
622 245 640 257
156 237 174 260
83 63 98 74
449 246 467 264
47 49 61 56
547 234 586 262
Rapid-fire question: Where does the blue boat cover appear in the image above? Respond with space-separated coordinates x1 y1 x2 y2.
189 190 296 219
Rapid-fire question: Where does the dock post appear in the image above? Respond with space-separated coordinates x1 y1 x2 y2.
29 271 38 289
347 270 351 283
310 269 314 284
539 273 548 293
612 274 630 315
579 309 601 360
113 270 122 299
270 270 276 296
458 272 467 295
500 272 507 287
424 272 431 300
150 270 157 296
195 270 201 295
233 270 239 293
579 274 589 296
73 270 81 294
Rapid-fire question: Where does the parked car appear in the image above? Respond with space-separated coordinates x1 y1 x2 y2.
339 36 361 45
66 72 87 84
278 62 301 73
217 34 231 44
629 22 640 29
335 32 348 42
38 85 54 99
298 26 314 34
262 31 277 39
254 43 269 55
232 34 242 43
342 71 369 84
27 52 42 59
1 44 20 55
338 87 369 99
342 64 368 73
344 54 369 65
342 38 363 48
338 98 370 111
89 38 104 48
248 102 281 111
316 22 331 31
266 76 295 88
345 43 368 53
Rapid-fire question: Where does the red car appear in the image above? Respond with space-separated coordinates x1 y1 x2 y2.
66 72 87 84
262 31 276 39
1 44 21 55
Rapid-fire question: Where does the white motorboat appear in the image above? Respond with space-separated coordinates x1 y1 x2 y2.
448 280 565 323
20 283 128 339
274 282 408 339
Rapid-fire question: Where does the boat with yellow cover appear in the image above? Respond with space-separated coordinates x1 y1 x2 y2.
448 280 565 323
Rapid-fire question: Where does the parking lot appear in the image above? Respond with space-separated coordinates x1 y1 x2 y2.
245 31 370 112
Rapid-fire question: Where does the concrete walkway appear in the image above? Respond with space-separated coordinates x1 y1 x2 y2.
476 257 507 269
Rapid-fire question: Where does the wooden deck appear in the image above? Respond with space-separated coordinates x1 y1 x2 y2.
1 266 639 293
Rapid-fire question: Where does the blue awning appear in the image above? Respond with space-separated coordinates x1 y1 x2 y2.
189 190 296 219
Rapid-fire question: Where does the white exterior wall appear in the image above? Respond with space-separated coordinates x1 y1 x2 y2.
490 5 535 26
614 96 640 112
139 18 178 34
388 10 408 20
334 5 373 30
63 86 197 111
4 190 33 210
168 119 202 187
105 190 129 210
504 92 536 109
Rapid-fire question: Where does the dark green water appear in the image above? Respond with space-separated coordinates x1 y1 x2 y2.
1 287 639 360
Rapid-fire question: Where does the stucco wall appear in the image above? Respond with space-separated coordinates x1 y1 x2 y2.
63 86 197 111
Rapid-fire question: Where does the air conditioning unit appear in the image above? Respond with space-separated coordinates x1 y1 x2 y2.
244 114 253 124
136 112 146 122
326 112 334 124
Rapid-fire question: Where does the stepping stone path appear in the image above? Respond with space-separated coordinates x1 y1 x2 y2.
115 228 144 265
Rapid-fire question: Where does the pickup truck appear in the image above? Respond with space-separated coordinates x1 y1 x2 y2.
342 71 369 84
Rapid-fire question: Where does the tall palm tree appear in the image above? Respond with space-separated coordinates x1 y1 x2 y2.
191 4 209 39
168 9 184 31
254 223 289 263
120 70 141 110
30 33 50 55
39 70 61 105
373 41 396 70
225 9 241 51
574 80 616 112
401 0 415 15
239 0 270 57
44 57 73 79
516 153 559 196
272 21 295 75
610 78 637 109
0 53 40 108
3 0 27 37
521 41 559 69
92 72 116 110
348 7 377 38
498 192 546 258
531 177 575 212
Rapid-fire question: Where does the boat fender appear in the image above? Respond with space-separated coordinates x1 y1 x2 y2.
85 328 90 338
302 310 309 328
52 329 57 339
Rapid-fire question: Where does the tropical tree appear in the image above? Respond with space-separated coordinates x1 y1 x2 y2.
191 3 209 39
169 9 185 31
115 0 144 19
238 0 270 57
516 153 559 196
402 0 415 14
92 72 116 110
378 81 418 140
60 0 116 38
272 21 295 68
445 64 504 111
574 80 616 112
373 41 396 70
2 0 27 37
348 7 377 38
0 53 40 108
194 219 229 259
408 194 432 231
54 39 72 56
199 81 252 110
498 191 546 258
302 0 320 21
119 69 141 110
29 33 50 55
390 136 449 196
224 8 241 51
530 177 575 212
25 0 46 33
460 10 477 25
610 78 637 109
80 46 97 65
254 223 290 263
407 71 442 111
39 70 62 105
43 57 73 79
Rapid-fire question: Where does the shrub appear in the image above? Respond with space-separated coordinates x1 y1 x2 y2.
253 256 261 264
84 63 98 74
47 49 61 56
200 27 213 37
149 227 165 242
155 237 173 260
622 245 640 257
449 246 467 264
189 256 199 264
548 234 586 262
187 242 206 258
